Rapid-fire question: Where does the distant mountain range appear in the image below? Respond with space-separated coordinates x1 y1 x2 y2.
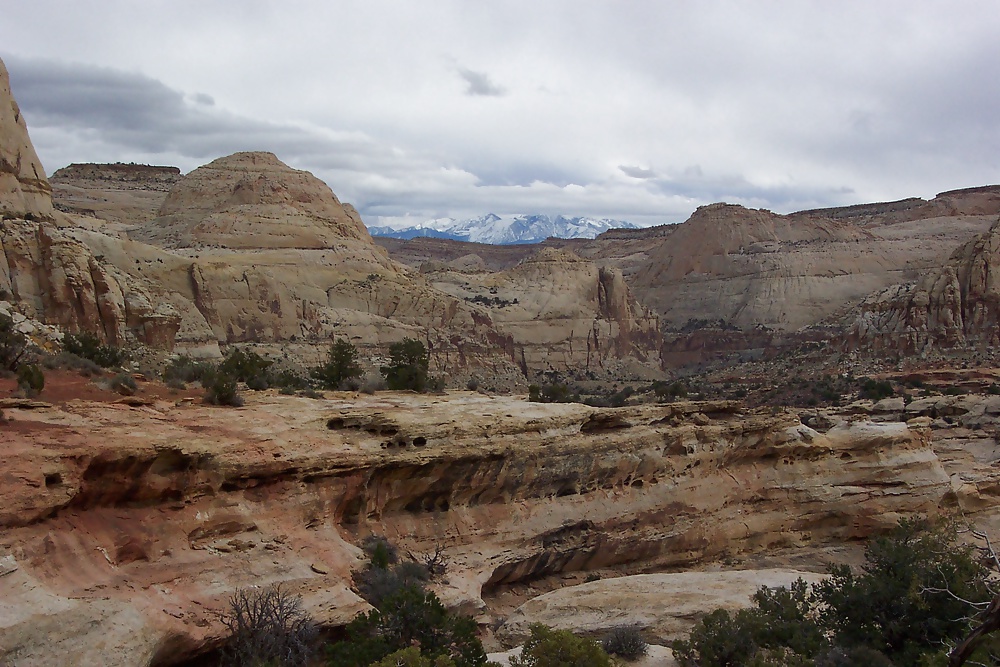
367 214 639 245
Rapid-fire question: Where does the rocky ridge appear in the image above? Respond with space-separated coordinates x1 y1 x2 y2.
0 387 979 665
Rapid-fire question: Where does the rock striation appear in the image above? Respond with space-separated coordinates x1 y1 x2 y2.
0 389 966 664
846 218 1000 354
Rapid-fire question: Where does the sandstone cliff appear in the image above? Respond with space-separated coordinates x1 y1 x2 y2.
847 217 1000 354
0 58 52 222
133 152 370 249
0 56 179 347
423 246 661 373
0 389 967 664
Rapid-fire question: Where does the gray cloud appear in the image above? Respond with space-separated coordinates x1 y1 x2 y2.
620 165 657 179
3 2 1000 228
458 68 506 97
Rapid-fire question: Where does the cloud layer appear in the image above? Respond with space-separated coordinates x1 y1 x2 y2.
3 1 1000 227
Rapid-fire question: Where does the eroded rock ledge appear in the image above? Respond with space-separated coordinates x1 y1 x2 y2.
0 392 961 665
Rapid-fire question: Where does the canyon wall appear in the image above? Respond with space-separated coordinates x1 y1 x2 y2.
0 390 971 665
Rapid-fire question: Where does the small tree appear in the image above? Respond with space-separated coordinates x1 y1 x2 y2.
219 584 318 667
510 624 612 667
381 338 429 392
203 369 244 407
0 313 27 371
311 338 362 389
16 363 44 397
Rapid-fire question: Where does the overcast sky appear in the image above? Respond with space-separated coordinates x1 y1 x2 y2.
3 1 999 227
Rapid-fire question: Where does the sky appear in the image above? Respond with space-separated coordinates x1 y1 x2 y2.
2 1 999 228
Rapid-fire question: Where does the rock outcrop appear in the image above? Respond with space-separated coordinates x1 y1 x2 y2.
0 389 964 664
133 152 370 249
846 218 1000 354
497 570 827 645
423 247 661 372
0 58 52 221
0 56 179 347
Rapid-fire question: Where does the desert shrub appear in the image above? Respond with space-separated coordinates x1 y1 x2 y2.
219 584 318 667
673 519 991 667
43 351 104 376
0 313 27 371
16 363 44 397
246 374 270 391
602 625 648 661
271 368 309 391
381 338 430 392
219 347 272 389
363 535 400 569
466 377 480 391
203 370 243 407
298 389 324 399
361 370 387 394
311 338 362 390
163 355 215 384
510 623 612 667
652 380 688 401
278 386 296 395
165 376 187 390
370 647 456 667
858 377 894 401
527 382 575 403
327 585 487 667
814 518 989 666
355 560 430 609
62 331 127 368
110 373 137 396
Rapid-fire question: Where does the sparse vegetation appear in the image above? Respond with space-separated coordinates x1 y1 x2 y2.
16 363 44 397
218 347 273 389
62 331 128 368
202 369 243 407
528 382 576 403
109 373 137 396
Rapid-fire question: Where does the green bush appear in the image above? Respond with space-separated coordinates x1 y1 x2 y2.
381 338 430 392
510 624 612 667
163 355 215 385
672 519 991 667
219 347 272 388
327 585 487 667
0 313 27 371
203 370 243 407
311 338 363 390
62 331 127 368
16 363 44 397
858 377 894 401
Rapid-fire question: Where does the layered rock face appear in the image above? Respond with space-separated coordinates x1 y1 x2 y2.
0 58 53 221
0 390 964 664
423 247 661 372
632 203 900 330
847 218 1000 354
50 163 181 226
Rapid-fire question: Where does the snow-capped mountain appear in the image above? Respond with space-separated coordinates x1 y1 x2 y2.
367 214 639 245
